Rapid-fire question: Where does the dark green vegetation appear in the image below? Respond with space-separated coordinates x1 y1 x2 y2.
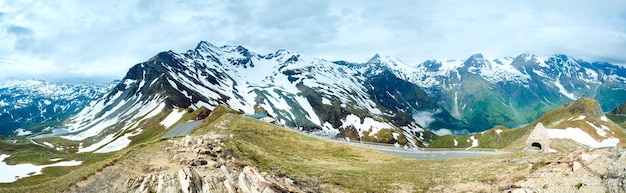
608 101 626 128
607 114 626 128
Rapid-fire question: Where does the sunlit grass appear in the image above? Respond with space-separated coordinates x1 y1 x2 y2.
202 113 543 192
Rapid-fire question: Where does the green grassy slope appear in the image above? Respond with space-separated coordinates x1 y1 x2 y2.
194 112 543 192
0 107 197 192
431 98 626 151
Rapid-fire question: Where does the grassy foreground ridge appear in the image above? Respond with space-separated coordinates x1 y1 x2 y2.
197 112 549 192
1 107 558 192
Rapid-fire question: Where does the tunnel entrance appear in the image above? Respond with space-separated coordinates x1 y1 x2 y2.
531 142 542 150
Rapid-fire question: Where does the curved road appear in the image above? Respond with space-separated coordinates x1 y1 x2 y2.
303 133 507 159
369 146 506 159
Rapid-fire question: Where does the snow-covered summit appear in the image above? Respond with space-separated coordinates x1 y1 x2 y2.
61 41 466 149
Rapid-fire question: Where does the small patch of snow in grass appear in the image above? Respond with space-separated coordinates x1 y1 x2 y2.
465 136 479 150
569 116 586 121
600 116 608 122
586 121 609 137
471 136 479 147
0 154 82 183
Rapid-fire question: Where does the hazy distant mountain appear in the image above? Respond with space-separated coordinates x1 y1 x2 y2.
0 79 115 136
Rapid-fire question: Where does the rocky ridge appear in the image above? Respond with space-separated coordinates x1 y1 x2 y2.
123 134 309 193
66 115 316 193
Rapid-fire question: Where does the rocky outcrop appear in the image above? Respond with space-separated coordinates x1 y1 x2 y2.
611 102 626 115
505 147 626 193
122 134 309 193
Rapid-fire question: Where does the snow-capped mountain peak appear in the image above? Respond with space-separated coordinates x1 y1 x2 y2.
31 41 626 152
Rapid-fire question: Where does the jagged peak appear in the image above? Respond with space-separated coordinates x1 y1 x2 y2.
380 55 407 67
271 49 299 59
469 53 485 59
366 54 382 65
546 54 580 66
194 41 220 53
514 53 536 62
465 53 486 63
147 51 177 64
463 53 490 68
511 53 543 69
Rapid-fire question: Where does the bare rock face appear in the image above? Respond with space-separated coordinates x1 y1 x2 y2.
504 147 626 193
120 134 310 193
124 167 203 193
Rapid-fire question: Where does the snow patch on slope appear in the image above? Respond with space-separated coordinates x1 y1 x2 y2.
95 132 135 153
161 109 186 128
78 134 115 153
586 121 610 137
466 135 479 150
13 128 32 136
546 128 619 148
554 80 577 100
341 114 393 137
477 58 530 84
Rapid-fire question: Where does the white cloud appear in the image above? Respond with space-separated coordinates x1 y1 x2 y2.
0 0 625 82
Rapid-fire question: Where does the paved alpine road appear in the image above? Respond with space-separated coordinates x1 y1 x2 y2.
302 133 507 159
162 120 203 138
369 146 506 159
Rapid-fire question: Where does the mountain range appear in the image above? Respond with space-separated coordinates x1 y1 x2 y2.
0 80 115 136
380 53 626 133
4 41 626 148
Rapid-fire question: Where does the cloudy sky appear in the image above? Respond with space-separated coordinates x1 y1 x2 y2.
1 0 625 82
